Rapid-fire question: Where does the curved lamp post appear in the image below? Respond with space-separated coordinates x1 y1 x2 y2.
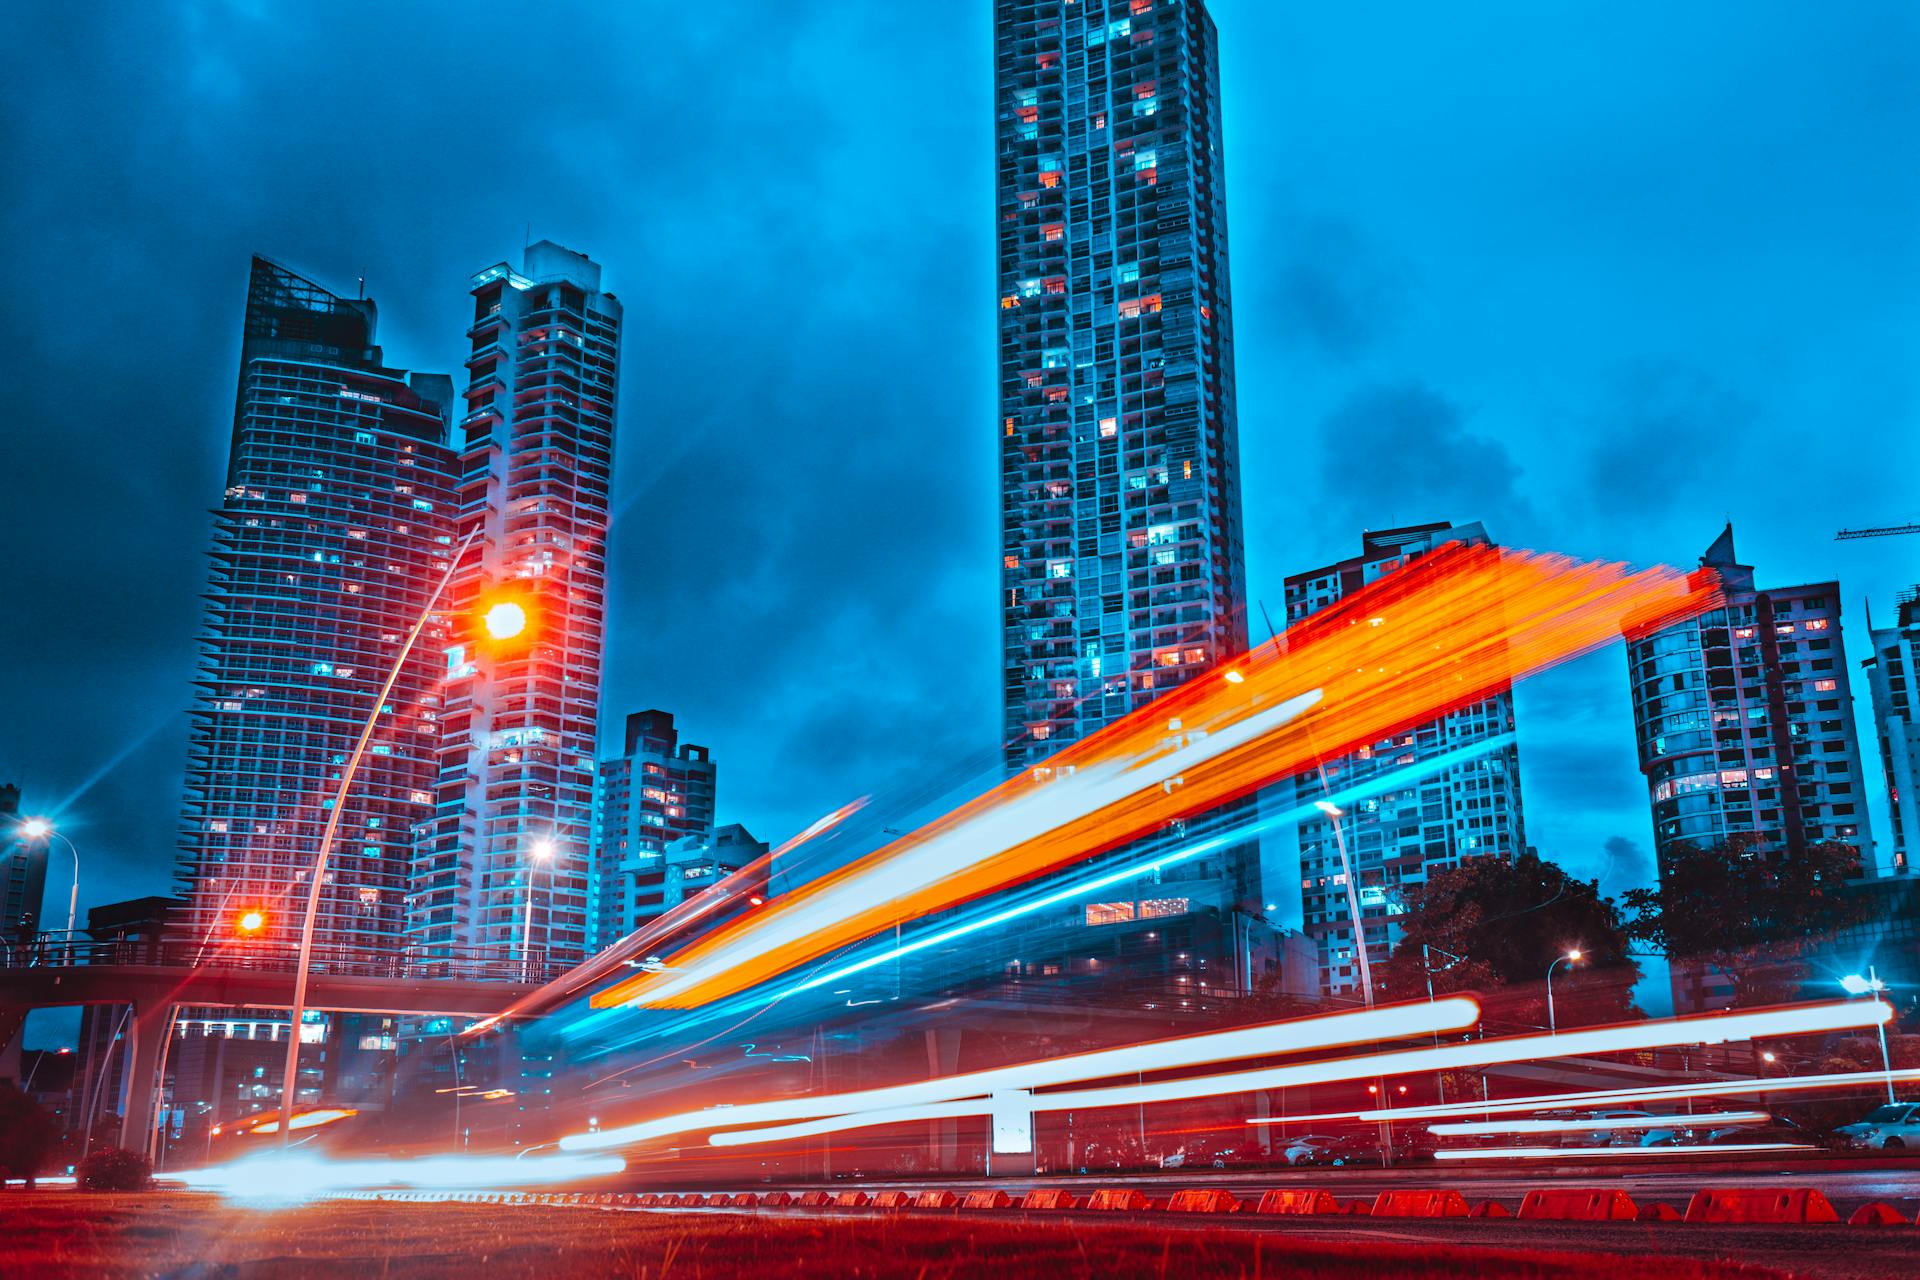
1546 949 1582 1034
1841 968 1897 1103
275 528 478 1146
522 838 555 982
17 818 80 949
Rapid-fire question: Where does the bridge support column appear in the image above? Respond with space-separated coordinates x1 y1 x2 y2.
118 1001 170 1155
0 1006 26 1084
924 1027 962 1173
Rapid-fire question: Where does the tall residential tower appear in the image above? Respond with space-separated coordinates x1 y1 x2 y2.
590 710 718 950
996 0 1246 769
411 242 622 971
1285 523 1526 994
178 257 456 953
1861 589 1919 874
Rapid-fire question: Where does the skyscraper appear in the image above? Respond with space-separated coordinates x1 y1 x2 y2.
996 0 1246 769
412 242 622 971
1862 589 1920 875
1626 526 1871 865
2 783 49 947
178 257 456 953
1285 523 1526 995
591 710 718 950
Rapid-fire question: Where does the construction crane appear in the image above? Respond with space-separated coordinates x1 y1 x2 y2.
1836 524 1920 541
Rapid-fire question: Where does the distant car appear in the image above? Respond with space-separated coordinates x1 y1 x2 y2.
1837 1102 1920 1149
1280 1135 1342 1166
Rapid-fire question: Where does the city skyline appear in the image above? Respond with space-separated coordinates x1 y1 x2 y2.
4 0 1916 937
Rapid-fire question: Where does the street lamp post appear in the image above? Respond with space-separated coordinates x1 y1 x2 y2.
1546 949 1582 1035
17 819 80 955
274 528 478 1148
522 839 555 982
1315 799 1394 1164
1841 968 1897 1103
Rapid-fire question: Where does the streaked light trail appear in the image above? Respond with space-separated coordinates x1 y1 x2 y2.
559 998 1480 1153
175 1151 627 1202
1427 1112 1770 1136
602 544 1720 1010
1435 1144 1810 1161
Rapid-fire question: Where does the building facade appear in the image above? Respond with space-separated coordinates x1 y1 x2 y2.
1285 523 1527 995
177 257 457 953
995 0 1246 769
2 783 48 947
412 242 622 971
1864 589 1920 876
591 710 718 950
1626 526 1872 866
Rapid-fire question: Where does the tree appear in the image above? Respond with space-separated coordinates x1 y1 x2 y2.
1375 851 1642 1030
1624 838 1874 1008
0 1084 60 1189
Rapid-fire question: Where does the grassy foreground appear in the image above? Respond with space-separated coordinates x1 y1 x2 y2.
0 1193 1790 1279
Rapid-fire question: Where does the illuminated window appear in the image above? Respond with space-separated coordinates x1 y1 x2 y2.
1099 417 1117 437
1085 901 1136 926
1814 678 1837 692
1042 223 1064 242
1140 898 1188 919
1804 618 1830 631
1048 560 1073 578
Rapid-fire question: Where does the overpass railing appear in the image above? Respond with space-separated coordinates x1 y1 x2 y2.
1 931 571 984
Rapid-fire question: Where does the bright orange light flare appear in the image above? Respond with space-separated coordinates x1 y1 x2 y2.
599 543 1721 1010
483 601 528 640
248 1107 358 1134
236 910 267 935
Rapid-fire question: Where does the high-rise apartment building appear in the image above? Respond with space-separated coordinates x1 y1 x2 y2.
178 257 456 952
1861 589 1920 875
2 783 48 946
1626 526 1871 865
412 242 622 971
996 0 1246 769
590 710 717 950
1285 523 1526 995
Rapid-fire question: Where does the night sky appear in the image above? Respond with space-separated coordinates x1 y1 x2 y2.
4 2 1916 965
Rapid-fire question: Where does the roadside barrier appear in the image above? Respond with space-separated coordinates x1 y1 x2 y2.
728 1192 756 1208
1338 1199 1373 1215
1255 1189 1339 1216
962 1189 1013 1210
635 1193 659 1206
761 1191 795 1207
1684 1188 1839 1225
914 1189 959 1209
795 1190 833 1207
1021 1189 1077 1210
834 1190 872 1208
1470 1200 1511 1218
1372 1189 1470 1219
1518 1189 1637 1222
1165 1189 1241 1214
1848 1202 1910 1226
873 1190 912 1209
1084 1188 1153 1211
1638 1202 1681 1221
703 1193 730 1207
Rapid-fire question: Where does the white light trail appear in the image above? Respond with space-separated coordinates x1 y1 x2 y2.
695 1001 1890 1151
1428 1111 1770 1136
173 1151 626 1203
1435 1143 1810 1161
559 997 1478 1152
617 689 1326 1007
1251 1064 1920 1127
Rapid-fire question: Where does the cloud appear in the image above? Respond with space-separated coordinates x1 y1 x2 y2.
1583 361 1760 521
1264 217 1412 360
1315 380 1532 535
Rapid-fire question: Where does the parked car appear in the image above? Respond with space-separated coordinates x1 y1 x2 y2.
1280 1134 1342 1166
1837 1102 1920 1149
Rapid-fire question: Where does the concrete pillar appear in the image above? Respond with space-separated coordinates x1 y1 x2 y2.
923 1026 962 1173
117 1001 169 1154
0 1006 27 1085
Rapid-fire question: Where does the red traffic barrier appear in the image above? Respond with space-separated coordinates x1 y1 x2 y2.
1255 1189 1339 1216
796 1190 833 1208
1849 1202 1911 1226
635 1193 660 1207
702 1193 730 1207
1685 1188 1839 1225
1166 1189 1241 1214
872 1190 912 1209
914 1189 959 1209
962 1190 1013 1210
760 1191 795 1207
1084 1188 1152 1212
1637 1201 1682 1222
834 1190 872 1208
1519 1189 1638 1222
1021 1189 1077 1210
1339 1199 1373 1215
1372 1189 1470 1219
729 1192 755 1208
1470 1200 1512 1218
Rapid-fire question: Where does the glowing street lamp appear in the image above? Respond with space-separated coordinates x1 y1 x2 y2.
483 600 528 640
523 838 556 982
1841 967 1897 1102
15 817 80 948
236 910 267 935
1546 949 1582 1035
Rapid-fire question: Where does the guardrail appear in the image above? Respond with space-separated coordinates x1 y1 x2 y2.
1 932 569 984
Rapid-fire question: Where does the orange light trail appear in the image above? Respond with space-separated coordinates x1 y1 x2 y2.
599 543 1720 1010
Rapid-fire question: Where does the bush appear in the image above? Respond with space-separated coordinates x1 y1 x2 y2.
0 1083 61 1189
76 1148 152 1192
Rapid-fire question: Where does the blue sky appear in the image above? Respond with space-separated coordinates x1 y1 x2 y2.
2 0 1916 962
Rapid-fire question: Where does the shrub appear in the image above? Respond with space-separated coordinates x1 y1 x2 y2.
76 1148 152 1192
0 1083 61 1189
